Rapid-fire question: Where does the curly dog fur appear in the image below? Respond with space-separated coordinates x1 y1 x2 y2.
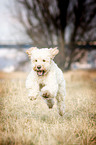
26 47 66 116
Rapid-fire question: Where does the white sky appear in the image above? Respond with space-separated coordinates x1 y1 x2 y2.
0 0 31 44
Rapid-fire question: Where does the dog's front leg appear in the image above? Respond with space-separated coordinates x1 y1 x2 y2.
41 79 58 99
41 83 58 109
26 73 39 101
41 76 58 108
27 86 39 101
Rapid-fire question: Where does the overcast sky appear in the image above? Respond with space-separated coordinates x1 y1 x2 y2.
0 0 31 44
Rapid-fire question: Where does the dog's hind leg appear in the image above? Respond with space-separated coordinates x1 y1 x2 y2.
56 81 66 116
46 98 54 109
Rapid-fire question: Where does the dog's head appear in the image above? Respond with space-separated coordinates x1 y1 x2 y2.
26 47 59 76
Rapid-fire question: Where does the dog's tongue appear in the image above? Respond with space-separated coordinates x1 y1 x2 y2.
37 71 44 76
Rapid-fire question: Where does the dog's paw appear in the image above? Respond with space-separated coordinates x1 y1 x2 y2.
28 95 37 101
46 98 54 109
41 87 51 98
42 92 50 98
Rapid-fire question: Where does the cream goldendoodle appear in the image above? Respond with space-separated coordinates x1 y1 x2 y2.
26 47 66 116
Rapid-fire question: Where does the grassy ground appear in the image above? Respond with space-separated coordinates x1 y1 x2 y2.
0 70 96 145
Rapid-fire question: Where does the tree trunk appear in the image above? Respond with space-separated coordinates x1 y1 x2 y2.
54 32 65 70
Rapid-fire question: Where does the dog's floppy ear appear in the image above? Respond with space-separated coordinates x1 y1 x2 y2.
50 47 59 59
26 47 37 57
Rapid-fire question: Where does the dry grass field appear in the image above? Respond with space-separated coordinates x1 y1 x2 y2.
0 70 96 145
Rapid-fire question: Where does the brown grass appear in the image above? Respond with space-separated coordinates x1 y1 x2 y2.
0 70 96 145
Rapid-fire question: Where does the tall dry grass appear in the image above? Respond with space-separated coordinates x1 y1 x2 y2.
0 70 96 145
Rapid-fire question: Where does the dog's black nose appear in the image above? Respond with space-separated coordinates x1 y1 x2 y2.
37 65 41 69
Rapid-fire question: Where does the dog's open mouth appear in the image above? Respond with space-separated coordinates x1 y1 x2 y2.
37 70 45 76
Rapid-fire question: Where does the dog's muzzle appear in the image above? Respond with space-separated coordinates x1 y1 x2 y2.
37 70 45 76
34 65 47 76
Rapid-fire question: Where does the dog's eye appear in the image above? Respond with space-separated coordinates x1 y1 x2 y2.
43 59 46 62
35 60 37 62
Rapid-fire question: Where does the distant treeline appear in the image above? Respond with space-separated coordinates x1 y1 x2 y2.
0 44 96 50
0 44 32 49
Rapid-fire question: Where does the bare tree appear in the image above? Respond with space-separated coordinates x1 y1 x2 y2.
16 0 96 70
